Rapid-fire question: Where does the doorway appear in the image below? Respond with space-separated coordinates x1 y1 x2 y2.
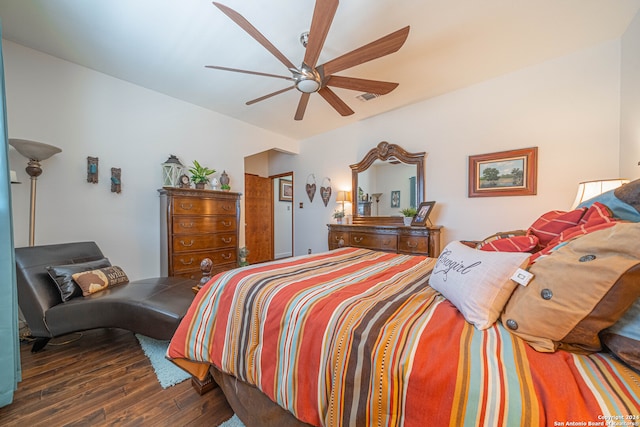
244 150 294 264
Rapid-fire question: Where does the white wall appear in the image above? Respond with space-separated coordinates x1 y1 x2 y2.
620 10 640 180
272 40 622 254
5 40 298 280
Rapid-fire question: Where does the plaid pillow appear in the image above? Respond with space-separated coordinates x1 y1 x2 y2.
527 208 587 247
530 202 617 263
478 234 539 253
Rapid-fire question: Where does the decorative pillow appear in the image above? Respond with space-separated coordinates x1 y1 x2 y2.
47 258 112 301
529 202 616 263
501 223 640 353
429 241 530 330
477 234 538 253
600 298 640 371
72 266 129 296
527 208 586 248
578 178 640 222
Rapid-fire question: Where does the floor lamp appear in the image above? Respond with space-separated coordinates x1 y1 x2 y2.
9 138 62 246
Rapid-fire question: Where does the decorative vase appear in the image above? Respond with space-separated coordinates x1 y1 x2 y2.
220 171 230 187
403 216 412 226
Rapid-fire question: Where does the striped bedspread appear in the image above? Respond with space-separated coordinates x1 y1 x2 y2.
168 248 640 427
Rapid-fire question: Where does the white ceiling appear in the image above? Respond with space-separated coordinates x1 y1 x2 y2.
1 0 639 140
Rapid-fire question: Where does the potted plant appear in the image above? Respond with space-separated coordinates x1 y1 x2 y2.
333 210 345 224
400 207 417 226
188 160 216 189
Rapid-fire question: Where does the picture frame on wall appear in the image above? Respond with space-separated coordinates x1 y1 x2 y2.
391 190 400 208
468 147 538 197
279 179 293 201
411 201 436 226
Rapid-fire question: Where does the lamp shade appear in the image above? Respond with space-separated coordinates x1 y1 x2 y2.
336 191 352 203
9 138 61 161
571 179 629 209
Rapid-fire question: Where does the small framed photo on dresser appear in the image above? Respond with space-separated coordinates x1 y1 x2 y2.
412 201 436 226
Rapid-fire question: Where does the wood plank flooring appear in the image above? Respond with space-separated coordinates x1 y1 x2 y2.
0 328 234 426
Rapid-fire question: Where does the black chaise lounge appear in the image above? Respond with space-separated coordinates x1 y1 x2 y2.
15 241 196 352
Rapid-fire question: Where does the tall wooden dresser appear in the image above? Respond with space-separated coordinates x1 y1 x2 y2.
159 187 241 279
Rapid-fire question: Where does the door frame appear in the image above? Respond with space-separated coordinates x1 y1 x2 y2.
270 171 294 259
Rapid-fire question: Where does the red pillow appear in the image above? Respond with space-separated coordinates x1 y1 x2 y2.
530 202 617 263
527 208 586 247
478 235 539 253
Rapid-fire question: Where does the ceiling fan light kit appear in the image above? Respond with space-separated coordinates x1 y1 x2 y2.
207 1 409 121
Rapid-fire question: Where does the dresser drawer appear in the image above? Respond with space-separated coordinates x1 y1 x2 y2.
172 232 237 252
350 232 397 252
172 216 237 234
171 248 237 273
328 231 350 250
172 197 236 215
398 235 430 255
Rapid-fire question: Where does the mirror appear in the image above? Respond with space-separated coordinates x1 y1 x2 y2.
351 141 425 225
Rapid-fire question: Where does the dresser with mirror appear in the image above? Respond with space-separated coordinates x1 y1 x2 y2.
327 141 442 257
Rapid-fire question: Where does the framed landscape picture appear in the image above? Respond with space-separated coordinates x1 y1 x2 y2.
468 147 538 197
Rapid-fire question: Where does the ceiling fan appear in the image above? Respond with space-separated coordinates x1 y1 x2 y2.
206 1 410 121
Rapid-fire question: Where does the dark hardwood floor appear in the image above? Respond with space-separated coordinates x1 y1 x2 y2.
0 328 234 426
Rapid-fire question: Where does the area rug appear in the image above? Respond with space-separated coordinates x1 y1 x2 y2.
219 415 245 427
135 334 191 388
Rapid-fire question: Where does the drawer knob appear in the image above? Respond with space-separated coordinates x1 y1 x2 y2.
406 240 417 248
222 220 231 227
180 203 193 210
222 237 232 244
353 236 363 243
180 239 194 247
179 222 194 228
221 253 232 260
222 205 231 211
180 258 194 265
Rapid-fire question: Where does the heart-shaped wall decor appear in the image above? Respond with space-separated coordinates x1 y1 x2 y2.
320 186 331 207
306 174 317 203
306 183 316 202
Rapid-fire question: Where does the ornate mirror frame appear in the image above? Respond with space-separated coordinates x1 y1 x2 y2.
351 141 425 225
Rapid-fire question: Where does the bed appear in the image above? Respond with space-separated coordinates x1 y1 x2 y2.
168 186 640 427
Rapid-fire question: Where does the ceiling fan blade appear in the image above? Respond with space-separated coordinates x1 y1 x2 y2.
321 26 410 76
303 0 339 69
246 86 295 105
206 65 294 81
294 93 311 121
212 2 296 70
326 75 398 95
318 87 354 117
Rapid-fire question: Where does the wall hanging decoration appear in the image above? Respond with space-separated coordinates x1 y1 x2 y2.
279 179 293 201
111 168 121 193
320 177 332 207
87 156 99 183
468 147 538 197
161 155 184 187
306 174 316 202
391 190 400 208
